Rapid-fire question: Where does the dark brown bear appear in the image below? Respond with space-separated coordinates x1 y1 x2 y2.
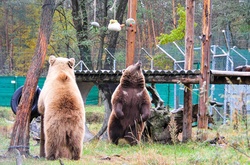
107 61 151 145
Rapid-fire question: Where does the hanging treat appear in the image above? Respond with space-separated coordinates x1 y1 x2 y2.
108 19 121 31
125 18 136 27
91 22 100 28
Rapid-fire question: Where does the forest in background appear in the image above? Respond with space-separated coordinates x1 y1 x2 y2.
0 0 249 76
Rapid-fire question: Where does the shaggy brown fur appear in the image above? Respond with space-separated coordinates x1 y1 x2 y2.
38 55 85 160
107 61 151 145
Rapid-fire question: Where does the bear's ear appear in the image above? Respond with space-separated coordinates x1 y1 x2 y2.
68 58 75 69
49 55 56 66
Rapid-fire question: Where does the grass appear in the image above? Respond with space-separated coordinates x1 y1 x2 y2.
0 106 250 165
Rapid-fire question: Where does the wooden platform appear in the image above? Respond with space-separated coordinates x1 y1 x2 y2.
75 69 250 85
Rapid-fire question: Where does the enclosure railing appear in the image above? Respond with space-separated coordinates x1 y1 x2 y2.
230 46 248 65
104 48 116 70
141 48 154 70
74 60 90 71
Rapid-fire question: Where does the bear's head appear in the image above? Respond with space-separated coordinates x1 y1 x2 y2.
47 55 75 81
121 61 145 88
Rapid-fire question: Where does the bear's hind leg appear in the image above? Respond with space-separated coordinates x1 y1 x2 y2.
109 133 120 145
45 125 64 160
108 120 123 145
45 140 57 160
67 131 83 160
124 125 138 145
124 123 145 146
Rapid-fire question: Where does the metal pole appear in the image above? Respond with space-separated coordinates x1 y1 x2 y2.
222 30 230 52
222 30 231 124
174 64 177 110
141 48 153 70
156 45 177 62
104 48 116 70
231 47 248 65
74 60 90 71
173 41 185 56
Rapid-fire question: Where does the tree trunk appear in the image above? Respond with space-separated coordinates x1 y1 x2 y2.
4 0 10 74
183 0 195 142
97 0 108 70
71 0 92 69
8 0 55 156
149 3 157 47
104 0 128 69
198 0 212 141
90 83 117 140
76 82 96 142
146 84 164 110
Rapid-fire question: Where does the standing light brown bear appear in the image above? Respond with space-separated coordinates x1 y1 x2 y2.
107 61 151 145
38 55 85 160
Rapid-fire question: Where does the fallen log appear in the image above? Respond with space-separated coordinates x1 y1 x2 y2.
144 104 214 143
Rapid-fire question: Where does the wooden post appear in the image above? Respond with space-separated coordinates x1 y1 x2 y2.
126 0 137 67
198 0 212 140
8 0 55 156
183 0 195 142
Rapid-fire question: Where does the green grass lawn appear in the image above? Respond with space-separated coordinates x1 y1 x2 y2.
0 106 249 165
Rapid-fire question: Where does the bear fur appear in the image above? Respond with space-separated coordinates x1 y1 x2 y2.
38 55 85 160
107 61 151 145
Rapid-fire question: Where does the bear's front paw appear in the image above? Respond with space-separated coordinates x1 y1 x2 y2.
46 155 56 160
141 113 150 122
115 111 124 119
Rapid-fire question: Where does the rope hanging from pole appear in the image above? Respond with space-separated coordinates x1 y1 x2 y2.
91 0 100 28
93 0 96 22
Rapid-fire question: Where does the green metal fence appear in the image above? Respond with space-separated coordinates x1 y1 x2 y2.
155 83 225 108
0 76 46 107
0 76 99 107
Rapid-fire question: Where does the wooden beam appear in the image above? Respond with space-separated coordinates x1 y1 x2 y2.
198 0 212 140
126 0 137 67
211 70 250 76
211 70 250 84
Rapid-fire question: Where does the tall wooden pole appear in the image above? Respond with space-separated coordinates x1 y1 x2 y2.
183 0 195 142
126 0 137 67
198 0 212 140
8 0 55 156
